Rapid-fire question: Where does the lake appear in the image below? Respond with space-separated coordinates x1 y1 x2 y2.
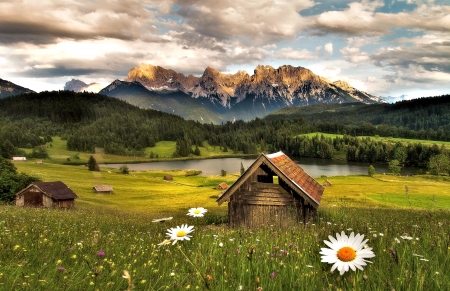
101 157 417 177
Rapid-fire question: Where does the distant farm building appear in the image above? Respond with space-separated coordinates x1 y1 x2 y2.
163 175 173 181
35 160 43 164
16 181 78 208
217 151 324 228
323 179 332 187
216 182 228 190
93 185 114 194
12 157 27 161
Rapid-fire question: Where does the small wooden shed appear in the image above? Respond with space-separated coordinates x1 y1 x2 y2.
217 151 325 228
12 157 27 161
16 181 78 208
216 182 228 190
93 185 114 194
323 179 332 187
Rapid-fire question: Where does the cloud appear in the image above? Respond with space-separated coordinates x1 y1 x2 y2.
276 47 317 60
366 76 377 83
371 37 450 73
0 0 162 45
340 46 370 63
307 1 450 36
172 0 314 45
324 42 333 54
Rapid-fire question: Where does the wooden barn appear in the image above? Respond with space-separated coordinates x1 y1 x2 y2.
93 185 114 194
323 179 332 187
216 182 228 190
16 181 78 208
217 151 325 228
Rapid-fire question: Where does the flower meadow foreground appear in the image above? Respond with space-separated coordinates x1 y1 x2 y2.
0 205 449 290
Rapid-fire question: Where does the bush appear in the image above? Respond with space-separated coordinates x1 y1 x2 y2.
119 165 129 174
368 165 376 177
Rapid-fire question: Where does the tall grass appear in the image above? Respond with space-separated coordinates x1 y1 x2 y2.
0 205 448 290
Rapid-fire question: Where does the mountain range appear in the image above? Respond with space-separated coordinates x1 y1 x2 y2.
1 63 385 123
99 64 384 123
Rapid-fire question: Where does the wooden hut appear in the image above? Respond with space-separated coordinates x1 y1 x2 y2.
217 151 324 228
323 179 332 187
216 182 228 190
93 185 114 194
16 181 78 208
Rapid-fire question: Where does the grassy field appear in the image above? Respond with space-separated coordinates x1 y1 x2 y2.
4 139 450 290
31 137 255 165
301 132 450 148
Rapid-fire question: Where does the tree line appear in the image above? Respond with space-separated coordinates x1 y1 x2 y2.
1 91 450 168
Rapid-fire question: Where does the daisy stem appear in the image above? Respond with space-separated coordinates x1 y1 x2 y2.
176 245 210 290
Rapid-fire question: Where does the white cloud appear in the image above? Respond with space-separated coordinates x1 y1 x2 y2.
366 76 377 83
324 43 333 55
276 47 317 60
340 47 370 63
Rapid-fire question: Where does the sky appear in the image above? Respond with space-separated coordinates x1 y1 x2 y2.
1 0 449 100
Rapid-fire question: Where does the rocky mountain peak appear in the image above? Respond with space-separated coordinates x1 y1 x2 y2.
333 80 352 90
64 79 103 93
0 78 35 98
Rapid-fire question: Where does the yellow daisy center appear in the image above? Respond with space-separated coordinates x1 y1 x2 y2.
176 230 186 237
194 209 201 214
337 246 357 262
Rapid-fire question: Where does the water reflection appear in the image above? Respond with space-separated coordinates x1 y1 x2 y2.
102 156 417 178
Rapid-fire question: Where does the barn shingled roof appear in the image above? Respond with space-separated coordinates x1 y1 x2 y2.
31 181 78 200
265 152 324 204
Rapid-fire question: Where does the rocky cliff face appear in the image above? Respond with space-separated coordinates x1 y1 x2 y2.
0 78 34 98
64 79 103 93
124 63 383 107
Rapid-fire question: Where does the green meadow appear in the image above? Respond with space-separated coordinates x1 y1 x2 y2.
2 138 450 290
301 132 450 149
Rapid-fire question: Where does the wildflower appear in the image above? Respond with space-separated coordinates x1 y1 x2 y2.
238 285 243 290
166 224 194 245
157 239 172 247
187 207 207 217
400 235 413 240
218 242 223 248
320 231 375 275
394 238 400 244
97 251 105 257
58 267 65 271
270 272 275 278
379 233 384 236
420 258 429 262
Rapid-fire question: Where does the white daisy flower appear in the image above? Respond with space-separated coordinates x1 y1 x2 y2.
320 231 375 275
187 207 208 217
166 224 194 244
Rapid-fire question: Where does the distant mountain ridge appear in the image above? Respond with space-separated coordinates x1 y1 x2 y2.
0 78 34 98
100 63 384 123
64 79 103 93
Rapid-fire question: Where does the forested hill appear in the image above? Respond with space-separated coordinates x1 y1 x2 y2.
266 95 450 131
2 91 450 160
0 91 209 155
